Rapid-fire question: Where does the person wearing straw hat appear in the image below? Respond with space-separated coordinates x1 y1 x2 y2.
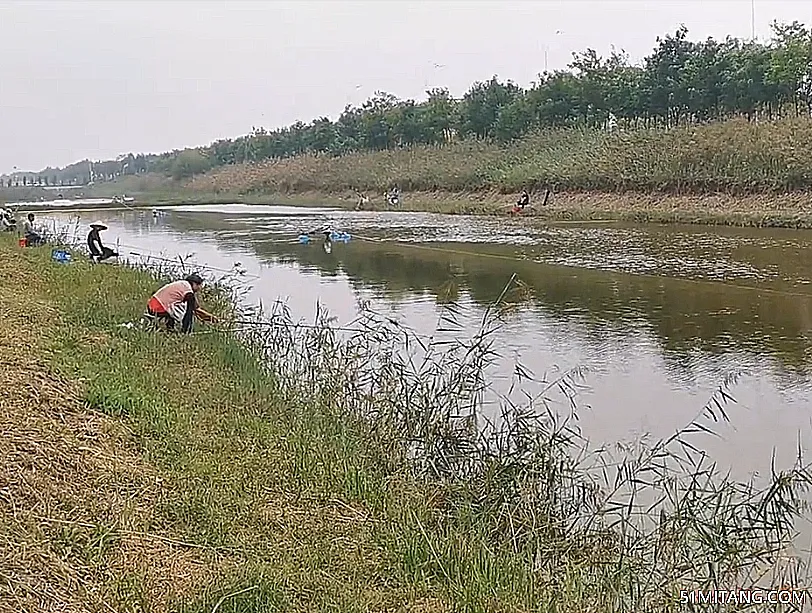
144 272 217 334
87 222 118 263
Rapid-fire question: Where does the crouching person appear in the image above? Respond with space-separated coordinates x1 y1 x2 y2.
87 222 119 263
144 273 217 333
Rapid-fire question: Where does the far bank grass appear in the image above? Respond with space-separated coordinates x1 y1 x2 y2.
186 117 812 195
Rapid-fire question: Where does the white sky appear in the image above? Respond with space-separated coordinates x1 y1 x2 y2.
0 0 807 173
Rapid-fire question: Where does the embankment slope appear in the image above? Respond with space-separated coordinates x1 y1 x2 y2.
0 239 446 612
171 117 812 227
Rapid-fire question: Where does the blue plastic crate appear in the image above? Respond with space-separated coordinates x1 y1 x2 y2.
51 249 72 264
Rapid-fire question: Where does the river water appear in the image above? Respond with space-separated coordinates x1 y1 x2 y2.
39 202 812 482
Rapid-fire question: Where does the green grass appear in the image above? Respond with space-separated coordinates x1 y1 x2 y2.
20 248 456 611
4 237 812 612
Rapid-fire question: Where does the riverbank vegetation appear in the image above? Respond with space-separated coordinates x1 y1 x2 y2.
185 116 812 196
3 235 812 611
4 21 812 197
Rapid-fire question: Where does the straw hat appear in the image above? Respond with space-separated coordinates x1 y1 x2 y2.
90 222 108 230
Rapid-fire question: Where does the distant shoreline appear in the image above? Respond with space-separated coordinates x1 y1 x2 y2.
5 186 812 230
57 187 812 231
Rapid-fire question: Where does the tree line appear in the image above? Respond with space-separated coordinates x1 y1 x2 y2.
4 21 811 186
1 154 149 188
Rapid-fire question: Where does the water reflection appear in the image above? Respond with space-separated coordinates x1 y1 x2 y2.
43 204 812 477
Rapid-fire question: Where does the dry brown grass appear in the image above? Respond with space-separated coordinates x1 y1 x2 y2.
184 117 812 196
0 247 216 612
0 243 454 612
163 117 812 228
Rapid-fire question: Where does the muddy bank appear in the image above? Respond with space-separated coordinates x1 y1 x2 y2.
34 176 812 229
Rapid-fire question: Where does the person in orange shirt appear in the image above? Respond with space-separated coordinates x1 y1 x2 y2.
145 273 217 333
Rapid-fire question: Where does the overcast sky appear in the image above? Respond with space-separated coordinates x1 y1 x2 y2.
0 0 807 173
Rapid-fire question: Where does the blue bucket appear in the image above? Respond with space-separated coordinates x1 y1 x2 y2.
298 234 310 244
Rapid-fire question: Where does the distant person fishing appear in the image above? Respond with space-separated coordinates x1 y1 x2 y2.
387 186 400 207
22 213 44 246
355 191 370 210
516 190 530 210
510 188 551 214
87 222 119 263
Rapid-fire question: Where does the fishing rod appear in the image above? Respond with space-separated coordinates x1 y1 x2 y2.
230 320 374 335
113 241 260 279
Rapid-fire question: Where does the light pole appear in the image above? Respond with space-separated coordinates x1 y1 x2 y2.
751 0 756 40
542 30 565 74
423 62 445 91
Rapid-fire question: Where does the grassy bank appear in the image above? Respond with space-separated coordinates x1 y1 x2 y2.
2 236 811 612
79 117 812 229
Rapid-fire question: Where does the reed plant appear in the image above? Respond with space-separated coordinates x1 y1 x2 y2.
186 117 812 197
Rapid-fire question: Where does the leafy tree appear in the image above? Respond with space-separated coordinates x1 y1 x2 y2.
21 21 812 181
459 77 522 139
170 150 213 180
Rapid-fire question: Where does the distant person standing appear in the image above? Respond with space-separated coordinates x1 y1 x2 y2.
511 190 530 214
1 208 16 232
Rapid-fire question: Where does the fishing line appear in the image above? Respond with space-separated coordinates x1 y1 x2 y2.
114 242 261 279
51 208 812 300
349 234 812 300
229 318 438 340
